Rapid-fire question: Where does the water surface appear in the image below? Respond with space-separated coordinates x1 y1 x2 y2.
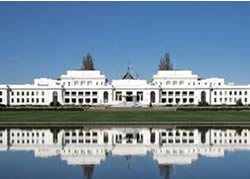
1 126 250 179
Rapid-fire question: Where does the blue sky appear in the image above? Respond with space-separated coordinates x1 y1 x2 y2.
1 2 250 84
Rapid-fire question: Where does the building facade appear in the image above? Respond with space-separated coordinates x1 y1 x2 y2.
0 68 250 107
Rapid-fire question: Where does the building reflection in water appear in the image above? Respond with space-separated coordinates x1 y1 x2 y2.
0 127 250 178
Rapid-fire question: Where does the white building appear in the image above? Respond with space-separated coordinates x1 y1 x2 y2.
0 67 250 107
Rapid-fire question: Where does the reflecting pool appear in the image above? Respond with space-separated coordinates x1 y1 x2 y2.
1 127 250 179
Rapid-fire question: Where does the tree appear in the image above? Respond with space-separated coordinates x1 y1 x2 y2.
81 54 95 70
158 53 173 70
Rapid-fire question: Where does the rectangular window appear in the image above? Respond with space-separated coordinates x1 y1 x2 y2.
27 92 29 96
31 92 34 96
78 92 84 96
93 98 98 103
42 98 45 103
0 91 2 96
36 98 39 103
79 98 83 103
115 92 122 101
92 91 97 96
189 91 194 96
65 91 70 96
0 98 2 103
22 92 25 96
42 91 45 96
65 98 70 103
85 98 91 103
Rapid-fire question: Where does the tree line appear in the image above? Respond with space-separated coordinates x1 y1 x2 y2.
81 53 174 71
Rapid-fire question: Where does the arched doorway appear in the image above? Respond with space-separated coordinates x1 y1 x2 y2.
103 91 108 103
52 91 58 106
150 91 156 103
201 91 206 104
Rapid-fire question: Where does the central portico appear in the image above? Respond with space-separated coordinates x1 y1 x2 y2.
111 69 153 107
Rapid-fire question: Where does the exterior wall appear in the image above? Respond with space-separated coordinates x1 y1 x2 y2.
1 70 250 107
0 86 8 106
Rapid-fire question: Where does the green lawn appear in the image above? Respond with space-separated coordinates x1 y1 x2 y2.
0 110 250 122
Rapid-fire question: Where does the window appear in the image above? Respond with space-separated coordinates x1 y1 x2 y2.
168 91 173 96
42 91 45 96
166 81 171 85
65 98 70 103
0 91 2 96
93 98 98 103
71 92 76 96
36 98 39 103
65 91 70 96
85 98 91 103
27 92 29 96
175 91 180 96
78 92 84 96
115 92 122 101
72 98 76 103
79 98 83 103
74 81 79 86
245 91 248 95
42 98 45 103
214 91 217 95
86 92 91 96
17 92 20 96
31 92 34 96
189 91 194 96
22 92 25 96
92 91 97 96
0 98 2 103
